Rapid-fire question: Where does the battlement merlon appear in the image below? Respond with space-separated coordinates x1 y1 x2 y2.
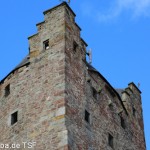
128 82 141 94
121 82 142 111
121 82 141 97
43 2 76 16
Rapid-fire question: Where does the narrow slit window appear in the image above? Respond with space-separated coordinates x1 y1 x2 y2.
11 111 18 125
85 110 90 123
108 100 113 110
92 87 97 100
73 41 78 53
66 8 70 15
132 107 136 117
43 40 49 50
108 133 114 148
120 116 126 129
5 84 10 97
109 104 113 110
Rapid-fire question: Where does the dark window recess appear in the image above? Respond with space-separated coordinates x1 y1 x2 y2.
85 110 90 123
73 41 78 53
105 85 116 98
120 116 126 129
92 87 97 100
108 101 113 110
5 84 10 97
109 105 113 110
132 107 136 116
108 134 114 148
87 78 91 83
11 111 18 125
43 40 49 50
66 8 70 15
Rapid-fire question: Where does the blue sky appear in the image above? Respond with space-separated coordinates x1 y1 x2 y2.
0 0 149 148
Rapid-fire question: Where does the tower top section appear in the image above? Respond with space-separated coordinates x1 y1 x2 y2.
43 2 75 16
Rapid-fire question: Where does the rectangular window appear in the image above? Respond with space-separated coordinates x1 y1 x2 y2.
11 111 18 125
85 110 90 123
73 41 78 53
43 40 49 50
5 84 10 97
108 133 114 149
120 116 126 129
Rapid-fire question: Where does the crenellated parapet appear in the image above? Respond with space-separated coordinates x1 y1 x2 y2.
121 82 142 115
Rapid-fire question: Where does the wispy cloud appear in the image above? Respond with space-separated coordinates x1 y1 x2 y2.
115 0 150 17
80 0 150 22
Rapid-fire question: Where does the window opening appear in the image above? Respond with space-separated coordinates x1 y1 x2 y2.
108 100 113 110
73 41 78 53
120 116 126 129
85 110 90 123
11 111 18 125
5 84 10 97
92 87 97 100
108 133 114 148
43 40 49 50
132 107 136 117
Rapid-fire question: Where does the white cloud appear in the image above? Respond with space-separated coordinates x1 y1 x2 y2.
80 0 150 22
116 0 150 17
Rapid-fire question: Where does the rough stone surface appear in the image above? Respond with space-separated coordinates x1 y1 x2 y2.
0 2 146 150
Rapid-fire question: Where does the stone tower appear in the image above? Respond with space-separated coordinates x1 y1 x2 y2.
0 2 146 150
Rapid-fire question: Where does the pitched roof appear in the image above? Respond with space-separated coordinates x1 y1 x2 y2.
86 62 128 115
14 55 30 70
0 55 30 83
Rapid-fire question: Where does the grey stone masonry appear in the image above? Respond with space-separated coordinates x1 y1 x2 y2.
0 2 146 150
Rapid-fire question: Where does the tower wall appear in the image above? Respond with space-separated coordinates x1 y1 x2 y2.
0 2 146 150
0 3 68 150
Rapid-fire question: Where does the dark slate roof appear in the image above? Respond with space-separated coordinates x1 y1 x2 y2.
0 55 30 83
86 63 99 73
86 62 128 115
14 55 30 70
87 63 124 96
